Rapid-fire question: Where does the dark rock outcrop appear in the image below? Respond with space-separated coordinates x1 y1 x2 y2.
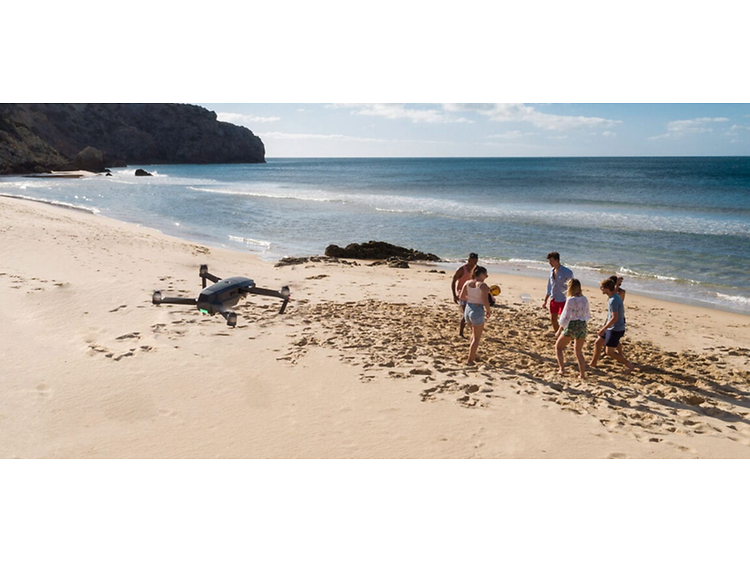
275 256 361 268
72 146 106 173
369 257 411 268
324 241 441 262
0 103 265 175
134 168 153 177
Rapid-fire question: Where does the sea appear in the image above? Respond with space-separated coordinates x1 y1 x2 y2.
2 157 750 315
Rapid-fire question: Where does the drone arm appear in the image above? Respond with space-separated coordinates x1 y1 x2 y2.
152 291 197 306
245 287 284 298
157 297 198 306
243 286 291 314
200 272 221 288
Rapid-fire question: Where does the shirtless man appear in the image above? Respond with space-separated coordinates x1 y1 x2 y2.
451 252 478 338
542 252 573 333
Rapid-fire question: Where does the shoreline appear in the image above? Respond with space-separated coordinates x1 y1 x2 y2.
3 188 749 317
4 188 749 317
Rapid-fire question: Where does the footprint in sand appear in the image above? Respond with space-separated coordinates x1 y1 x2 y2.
115 332 140 341
87 343 110 356
607 452 629 459
113 351 135 361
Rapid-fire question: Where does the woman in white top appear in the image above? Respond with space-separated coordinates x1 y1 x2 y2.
458 266 492 366
554 278 590 379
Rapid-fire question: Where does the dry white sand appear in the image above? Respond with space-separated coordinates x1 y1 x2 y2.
2 195 749 458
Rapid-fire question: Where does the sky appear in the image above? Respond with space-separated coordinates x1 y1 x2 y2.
199 103 750 158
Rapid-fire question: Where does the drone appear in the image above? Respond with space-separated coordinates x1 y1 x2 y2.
152 264 290 326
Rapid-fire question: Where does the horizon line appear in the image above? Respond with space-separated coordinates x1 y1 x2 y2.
264 154 750 159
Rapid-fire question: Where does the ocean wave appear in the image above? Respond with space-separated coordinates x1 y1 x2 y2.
715 293 750 306
504 259 608 275
0 193 99 214
375 207 436 215
485 257 749 312
227 235 271 249
486 258 709 288
188 184 750 237
187 186 346 204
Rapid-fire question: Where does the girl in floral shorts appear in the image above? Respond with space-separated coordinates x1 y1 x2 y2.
554 278 590 379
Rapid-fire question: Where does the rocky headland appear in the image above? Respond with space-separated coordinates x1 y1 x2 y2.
0 103 265 175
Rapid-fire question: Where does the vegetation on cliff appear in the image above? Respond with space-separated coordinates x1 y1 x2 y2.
0 103 265 174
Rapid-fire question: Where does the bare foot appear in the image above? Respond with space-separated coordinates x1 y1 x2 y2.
589 362 598 369
557 369 565 376
624 365 635 375
466 361 475 366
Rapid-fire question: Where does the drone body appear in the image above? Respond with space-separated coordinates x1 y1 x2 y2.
152 265 290 326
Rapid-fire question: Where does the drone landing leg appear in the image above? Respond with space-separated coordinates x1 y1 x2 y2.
246 286 292 314
219 309 237 327
199 264 221 289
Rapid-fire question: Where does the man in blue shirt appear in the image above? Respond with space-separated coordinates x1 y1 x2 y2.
590 277 635 374
542 252 573 333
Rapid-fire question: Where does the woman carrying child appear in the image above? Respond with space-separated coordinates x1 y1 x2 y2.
458 266 492 366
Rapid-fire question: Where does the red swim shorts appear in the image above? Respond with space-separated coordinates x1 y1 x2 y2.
550 300 566 315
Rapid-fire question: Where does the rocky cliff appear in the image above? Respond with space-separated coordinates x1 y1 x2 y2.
0 103 265 174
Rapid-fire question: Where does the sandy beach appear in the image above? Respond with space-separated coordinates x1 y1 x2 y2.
2 195 749 459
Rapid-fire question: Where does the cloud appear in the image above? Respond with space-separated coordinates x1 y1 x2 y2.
259 132 386 142
443 103 497 113
257 131 451 145
445 103 621 131
217 112 281 125
328 103 619 130
725 124 750 136
649 117 730 140
329 103 473 124
486 130 536 140
602 131 617 138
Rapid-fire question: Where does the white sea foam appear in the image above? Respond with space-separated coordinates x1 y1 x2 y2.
0 193 99 214
716 293 750 306
187 183 750 237
228 235 271 249
187 186 345 204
